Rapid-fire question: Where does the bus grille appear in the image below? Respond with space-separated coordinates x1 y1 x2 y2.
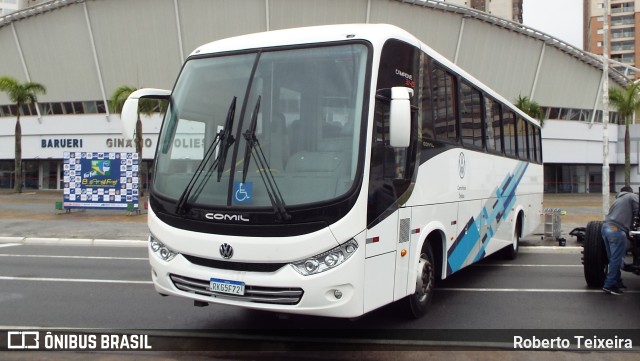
183 254 287 273
169 274 304 305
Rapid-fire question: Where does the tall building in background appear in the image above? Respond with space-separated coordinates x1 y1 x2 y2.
585 0 638 77
0 0 20 16
440 0 523 23
0 0 45 16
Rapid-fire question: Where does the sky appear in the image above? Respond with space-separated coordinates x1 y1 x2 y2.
522 0 583 49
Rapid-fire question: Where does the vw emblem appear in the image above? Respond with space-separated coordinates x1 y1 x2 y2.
219 243 234 259
458 152 466 179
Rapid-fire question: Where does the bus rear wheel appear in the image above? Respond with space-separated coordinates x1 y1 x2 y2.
502 224 520 260
405 242 435 318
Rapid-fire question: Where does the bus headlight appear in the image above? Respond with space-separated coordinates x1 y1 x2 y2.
291 239 358 276
149 234 177 262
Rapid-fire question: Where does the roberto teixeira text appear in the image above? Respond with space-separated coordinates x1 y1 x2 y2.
513 335 633 350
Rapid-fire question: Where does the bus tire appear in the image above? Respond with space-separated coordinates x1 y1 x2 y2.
405 242 435 319
502 221 520 260
582 220 607 288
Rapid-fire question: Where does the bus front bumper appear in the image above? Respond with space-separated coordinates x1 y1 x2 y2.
148 245 366 318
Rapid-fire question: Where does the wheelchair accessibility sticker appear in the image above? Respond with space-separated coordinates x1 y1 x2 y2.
233 182 253 204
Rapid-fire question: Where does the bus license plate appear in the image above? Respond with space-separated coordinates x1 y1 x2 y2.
210 278 245 295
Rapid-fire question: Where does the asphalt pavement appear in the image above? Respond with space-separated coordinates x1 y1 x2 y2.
0 190 635 361
0 190 610 247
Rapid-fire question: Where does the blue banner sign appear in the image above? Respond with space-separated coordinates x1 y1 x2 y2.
63 151 139 209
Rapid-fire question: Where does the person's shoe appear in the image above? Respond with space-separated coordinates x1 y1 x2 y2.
617 282 627 290
602 286 624 295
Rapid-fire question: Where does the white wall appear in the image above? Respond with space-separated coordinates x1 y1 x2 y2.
0 113 163 159
542 119 620 164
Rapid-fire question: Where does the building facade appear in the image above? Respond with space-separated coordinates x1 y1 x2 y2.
0 113 161 190
585 0 639 77
0 0 633 194
0 0 44 16
0 0 20 16
441 0 523 22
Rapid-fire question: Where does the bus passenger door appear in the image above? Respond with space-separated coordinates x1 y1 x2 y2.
363 212 397 313
363 38 419 313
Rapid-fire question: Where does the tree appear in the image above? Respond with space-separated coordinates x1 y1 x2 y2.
0 76 46 193
608 82 640 187
515 95 544 127
109 86 160 195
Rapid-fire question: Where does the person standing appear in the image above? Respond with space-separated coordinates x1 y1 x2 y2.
601 186 639 295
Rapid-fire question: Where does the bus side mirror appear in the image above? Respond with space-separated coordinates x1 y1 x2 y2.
120 88 171 140
389 87 413 148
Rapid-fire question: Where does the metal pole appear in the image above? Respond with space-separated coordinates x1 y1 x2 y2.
602 0 610 218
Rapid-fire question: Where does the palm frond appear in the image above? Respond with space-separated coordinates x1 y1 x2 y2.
109 85 137 113
514 95 544 126
0 76 19 91
109 85 158 116
0 76 46 105
609 83 640 124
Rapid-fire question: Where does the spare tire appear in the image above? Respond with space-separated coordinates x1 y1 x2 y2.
582 221 608 288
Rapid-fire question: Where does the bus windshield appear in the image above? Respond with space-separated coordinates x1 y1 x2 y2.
153 43 369 211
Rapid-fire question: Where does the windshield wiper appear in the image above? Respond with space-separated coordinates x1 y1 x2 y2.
175 97 236 214
241 97 291 221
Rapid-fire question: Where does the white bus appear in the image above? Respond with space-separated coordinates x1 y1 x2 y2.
121 24 542 319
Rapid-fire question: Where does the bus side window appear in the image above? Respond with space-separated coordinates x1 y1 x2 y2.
431 65 457 143
372 101 397 179
421 59 435 141
517 117 528 160
485 97 502 153
535 126 543 162
503 111 516 158
460 81 483 148
527 121 536 162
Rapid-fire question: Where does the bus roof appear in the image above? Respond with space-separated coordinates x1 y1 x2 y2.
190 23 539 127
191 23 420 57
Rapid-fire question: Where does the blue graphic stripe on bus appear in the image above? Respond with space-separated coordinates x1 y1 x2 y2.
446 162 529 275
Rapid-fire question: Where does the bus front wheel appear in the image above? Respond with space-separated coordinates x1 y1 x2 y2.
405 242 435 318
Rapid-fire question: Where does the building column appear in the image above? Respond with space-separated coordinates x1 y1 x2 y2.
83 2 109 119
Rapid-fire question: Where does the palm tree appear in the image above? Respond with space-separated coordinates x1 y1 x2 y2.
609 82 640 187
0 76 46 193
515 95 544 127
110 86 160 195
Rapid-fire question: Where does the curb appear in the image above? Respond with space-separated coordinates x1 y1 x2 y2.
0 236 146 247
520 246 582 254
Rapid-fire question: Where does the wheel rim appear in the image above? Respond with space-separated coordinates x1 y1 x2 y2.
415 253 432 303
